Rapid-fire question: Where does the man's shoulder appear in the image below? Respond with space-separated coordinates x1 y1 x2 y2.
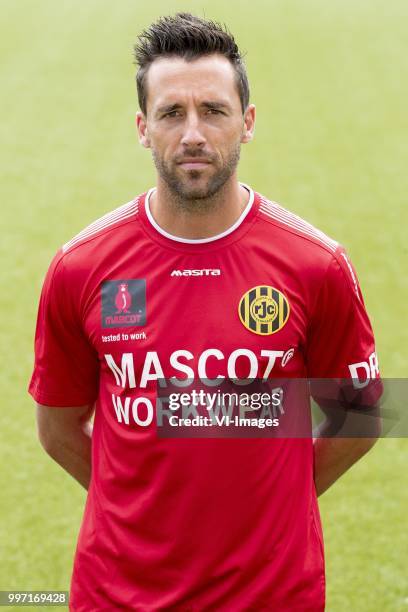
60 194 143 257
254 191 362 296
255 192 339 259
44 194 145 283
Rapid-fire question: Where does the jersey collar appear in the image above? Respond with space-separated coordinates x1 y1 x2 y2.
139 182 259 252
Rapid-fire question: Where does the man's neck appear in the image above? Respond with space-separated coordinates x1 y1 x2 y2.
148 179 249 240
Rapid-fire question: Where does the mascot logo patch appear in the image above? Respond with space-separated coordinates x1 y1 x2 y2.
238 286 290 335
102 279 146 328
114 283 132 313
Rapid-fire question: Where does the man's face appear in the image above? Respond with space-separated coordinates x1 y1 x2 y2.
136 54 255 201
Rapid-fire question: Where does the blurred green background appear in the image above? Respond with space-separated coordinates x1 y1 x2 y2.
1 0 407 610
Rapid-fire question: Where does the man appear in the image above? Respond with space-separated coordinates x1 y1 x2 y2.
29 12 381 611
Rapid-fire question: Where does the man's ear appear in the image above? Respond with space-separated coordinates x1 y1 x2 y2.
136 111 151 148
241 104 256 144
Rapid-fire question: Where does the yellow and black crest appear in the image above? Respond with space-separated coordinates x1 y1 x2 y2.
238 286 290 335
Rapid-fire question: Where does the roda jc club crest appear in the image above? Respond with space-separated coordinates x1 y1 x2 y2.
238 285 290 335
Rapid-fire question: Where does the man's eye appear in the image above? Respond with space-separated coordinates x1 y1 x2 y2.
206 109 222 115
164 110 181 118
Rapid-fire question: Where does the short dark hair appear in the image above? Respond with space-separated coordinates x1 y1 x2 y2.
133 12 250 115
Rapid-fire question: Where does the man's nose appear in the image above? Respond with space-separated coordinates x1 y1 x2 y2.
180 114 206 148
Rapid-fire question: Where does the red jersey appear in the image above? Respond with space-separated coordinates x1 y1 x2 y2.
29 184 380 611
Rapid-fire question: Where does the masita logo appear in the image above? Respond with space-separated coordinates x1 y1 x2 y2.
171 269 221 277
239 285 290 336
101 279 146 328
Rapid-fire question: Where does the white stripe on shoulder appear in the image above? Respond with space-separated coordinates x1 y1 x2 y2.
62 197 139 253
259 197 338 253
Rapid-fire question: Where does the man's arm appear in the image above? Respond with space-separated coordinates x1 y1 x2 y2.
312 393 382 496
36 402 95 491
313 435 377 497
304 247 383 497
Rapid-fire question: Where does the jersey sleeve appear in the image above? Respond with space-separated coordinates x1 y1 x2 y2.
306 246 381 385
28 252 99 407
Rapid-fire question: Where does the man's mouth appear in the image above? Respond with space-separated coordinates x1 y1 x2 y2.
178 160 211 170
176 156 213 170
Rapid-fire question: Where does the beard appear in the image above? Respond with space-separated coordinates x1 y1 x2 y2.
151 143 241 213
